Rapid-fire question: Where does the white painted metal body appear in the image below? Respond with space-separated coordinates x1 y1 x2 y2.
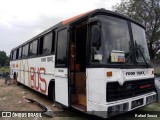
86 68 156 117
10 56 156 118
10 55 69 106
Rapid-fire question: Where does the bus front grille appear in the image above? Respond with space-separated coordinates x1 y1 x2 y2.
107 78 155 102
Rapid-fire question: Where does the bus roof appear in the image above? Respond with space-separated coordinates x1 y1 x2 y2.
60 8 144 28
11 8 144 52
61 10 95 25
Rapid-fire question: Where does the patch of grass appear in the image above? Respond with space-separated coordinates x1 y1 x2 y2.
0 66 9 73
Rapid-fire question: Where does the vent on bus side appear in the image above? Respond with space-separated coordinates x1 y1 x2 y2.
106 78 155 102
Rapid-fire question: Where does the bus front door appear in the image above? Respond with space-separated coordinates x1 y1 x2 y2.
70 23 87 111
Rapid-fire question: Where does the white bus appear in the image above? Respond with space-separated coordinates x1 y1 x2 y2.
10 9 156 118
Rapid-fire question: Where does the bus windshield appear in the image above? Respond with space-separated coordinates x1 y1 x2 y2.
131 23 150 64
90 15 150 66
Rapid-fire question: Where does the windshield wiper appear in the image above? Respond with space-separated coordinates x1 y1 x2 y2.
135 41 149 68
137 47 149 67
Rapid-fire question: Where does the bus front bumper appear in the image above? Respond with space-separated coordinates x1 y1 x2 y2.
87 92 156 118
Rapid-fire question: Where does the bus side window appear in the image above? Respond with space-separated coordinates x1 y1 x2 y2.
25 44 29 57
29 42 33 56
38 37 43 55
13 50 16 60
10 51 13 60
29 40 38 56
22 44 29 58
56 29 68 67
42 32 53 55
16 49 19 59
32 40 38 56
52 31 55 53
22 46 25 58
19 47 22 59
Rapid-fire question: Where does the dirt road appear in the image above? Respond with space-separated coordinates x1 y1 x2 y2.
0 78 160 120
0 79 76 120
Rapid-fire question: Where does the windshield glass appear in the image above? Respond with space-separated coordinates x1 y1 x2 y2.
131 23 150 63
90 15 150 66
91 15 132 64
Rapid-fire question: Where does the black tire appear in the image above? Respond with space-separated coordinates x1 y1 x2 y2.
52 85 55 103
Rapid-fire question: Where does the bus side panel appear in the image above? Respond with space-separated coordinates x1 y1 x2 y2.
10 60 19 80
55 68 69 107
10 55 55 96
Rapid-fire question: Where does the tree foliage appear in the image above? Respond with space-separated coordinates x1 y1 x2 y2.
113 0 160 59
0 51 9 67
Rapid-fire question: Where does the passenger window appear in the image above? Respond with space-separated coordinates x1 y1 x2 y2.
29 40 38 56
19 47 22 58
38 37 43 55
10 52 13 60
13 50 16 60
52 31 55 53
22 44 29 58
22 46 25 58
42 32 53 55
32 40 38 55
29 42 33 56
16 49 19 59
56 29 68 67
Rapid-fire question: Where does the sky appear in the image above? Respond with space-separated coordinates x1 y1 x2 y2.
0 0 121 55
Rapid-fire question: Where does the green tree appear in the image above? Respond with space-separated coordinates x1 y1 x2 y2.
113 0 160 59
0 51 9 67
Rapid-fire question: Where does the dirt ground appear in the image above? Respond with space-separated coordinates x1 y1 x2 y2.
0 78 82 120
0 78 160 120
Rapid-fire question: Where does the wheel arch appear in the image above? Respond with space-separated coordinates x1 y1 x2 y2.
48 79 55 99
13 72 17 80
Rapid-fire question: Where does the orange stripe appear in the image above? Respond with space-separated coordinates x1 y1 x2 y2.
62 10 95 25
